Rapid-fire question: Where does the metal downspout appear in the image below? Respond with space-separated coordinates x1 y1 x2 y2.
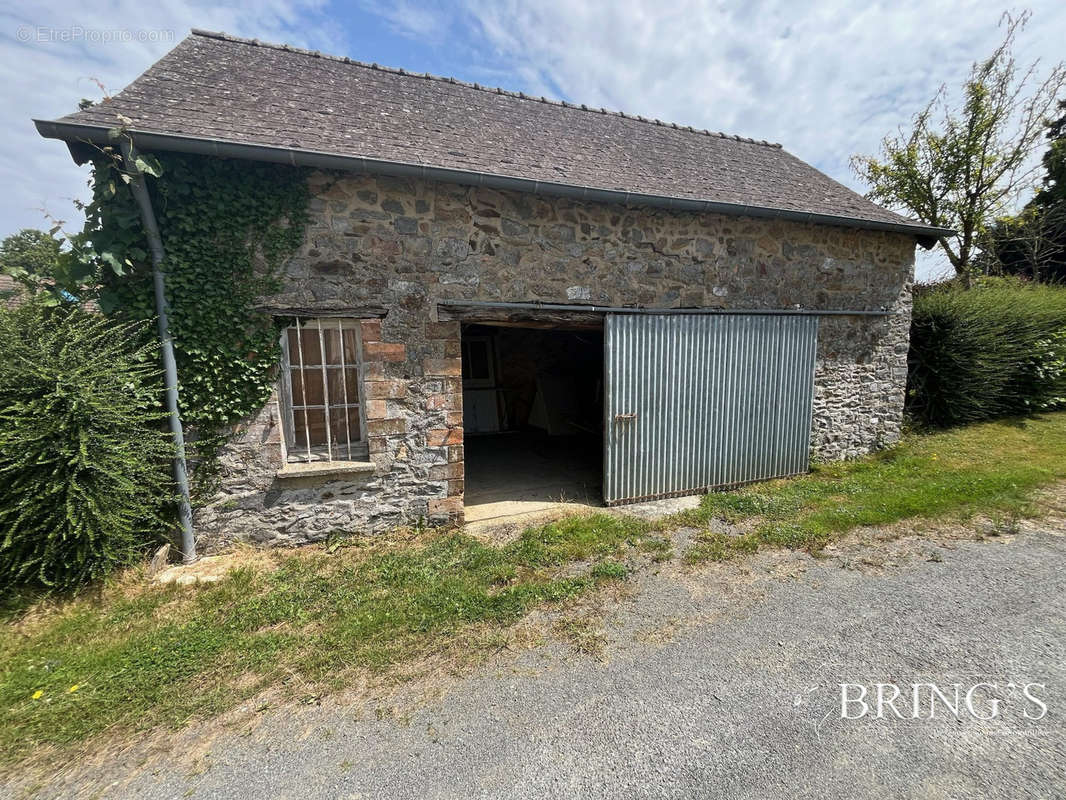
120 138 196 563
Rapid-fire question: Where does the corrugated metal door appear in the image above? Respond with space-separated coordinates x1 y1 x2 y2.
603 313 818 505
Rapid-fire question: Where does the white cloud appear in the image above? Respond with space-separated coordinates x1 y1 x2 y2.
455 0 1066 281
361 0 448 39
7 1 1065 285
0 0 337 239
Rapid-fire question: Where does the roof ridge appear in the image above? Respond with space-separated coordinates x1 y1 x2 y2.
188 28 783 149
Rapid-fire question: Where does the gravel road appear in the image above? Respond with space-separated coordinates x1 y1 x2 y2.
12 521 1066 799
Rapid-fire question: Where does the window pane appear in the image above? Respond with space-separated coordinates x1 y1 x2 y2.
320 327 346 365
347 406 362 443
291 368 325 406
302 408 328 447
289 406 314 452
330 406 362 449
343 329 360 364
327 368 361 406
287 326 324 367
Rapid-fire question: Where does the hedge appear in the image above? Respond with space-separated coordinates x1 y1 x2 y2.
0 301 173 590
907 279 1066 428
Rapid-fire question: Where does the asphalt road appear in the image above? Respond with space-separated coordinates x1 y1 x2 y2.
14 522 1066 799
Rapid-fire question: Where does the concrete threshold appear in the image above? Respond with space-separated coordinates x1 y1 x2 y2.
463 493 703 536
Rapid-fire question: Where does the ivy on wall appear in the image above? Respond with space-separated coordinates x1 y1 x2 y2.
83 149 311 497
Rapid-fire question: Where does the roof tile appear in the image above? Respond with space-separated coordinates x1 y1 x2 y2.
50 30 927 233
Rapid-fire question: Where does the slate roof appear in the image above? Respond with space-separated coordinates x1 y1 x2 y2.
38 30 945 238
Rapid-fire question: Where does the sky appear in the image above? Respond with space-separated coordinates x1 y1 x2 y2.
2 1 1065 283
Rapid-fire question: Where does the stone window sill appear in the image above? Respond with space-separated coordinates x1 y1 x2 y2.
276 460 376 480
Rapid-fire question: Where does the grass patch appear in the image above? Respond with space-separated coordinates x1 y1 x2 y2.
3 413 1066 765
552 617 608 658
681 413 1066 563
0 515 667 766
589 560 629 580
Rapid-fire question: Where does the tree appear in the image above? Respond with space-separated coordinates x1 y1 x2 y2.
0 225 102 305
1032 99 1066 210
851 13 1066 282
0 229 62 283
983 99 1066 282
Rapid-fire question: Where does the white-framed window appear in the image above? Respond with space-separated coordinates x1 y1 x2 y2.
278 318 366 463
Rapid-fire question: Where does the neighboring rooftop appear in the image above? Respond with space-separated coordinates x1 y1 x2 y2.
36 30 946 239
0 273 19 308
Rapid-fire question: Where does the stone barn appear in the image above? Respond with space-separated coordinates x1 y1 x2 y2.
37 30 949 548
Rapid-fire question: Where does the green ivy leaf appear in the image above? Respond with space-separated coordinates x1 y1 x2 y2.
99 252 126 276
96 290 121 315
134 155 163 178
82 150 310 496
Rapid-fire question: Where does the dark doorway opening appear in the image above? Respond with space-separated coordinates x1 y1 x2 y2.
460 322 604 522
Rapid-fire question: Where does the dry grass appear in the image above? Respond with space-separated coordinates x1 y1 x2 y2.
0 515 668 769
4 413 1066 771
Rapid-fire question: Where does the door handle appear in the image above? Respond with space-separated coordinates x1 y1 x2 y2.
613 412 637 422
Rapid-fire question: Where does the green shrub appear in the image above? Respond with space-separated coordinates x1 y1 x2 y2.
0 301 173 589
907 279 1066 427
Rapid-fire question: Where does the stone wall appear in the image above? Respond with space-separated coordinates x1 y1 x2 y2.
195 172 915 549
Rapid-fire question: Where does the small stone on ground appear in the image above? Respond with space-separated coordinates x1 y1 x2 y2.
153 555 232 586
